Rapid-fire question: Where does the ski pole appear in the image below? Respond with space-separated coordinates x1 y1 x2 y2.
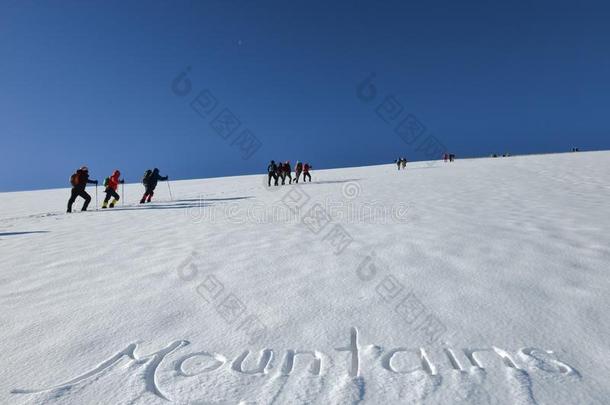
95 184 98 210
121 181 125 206
167 180 174 201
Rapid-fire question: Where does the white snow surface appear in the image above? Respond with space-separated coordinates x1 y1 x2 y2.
1 151 609 404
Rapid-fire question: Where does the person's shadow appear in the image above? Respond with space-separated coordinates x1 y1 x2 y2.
0 231 49 237
173 197 253 202
297 178 362 185
107 196 254 212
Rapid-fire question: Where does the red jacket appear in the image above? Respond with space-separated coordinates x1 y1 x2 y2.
303 164 310 173
107 170 121 191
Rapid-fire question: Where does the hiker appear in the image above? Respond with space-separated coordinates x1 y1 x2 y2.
283 161 292 185
443 153 449 162
67 166 98 213
294 161 303 183
277 162 285 185
401 158 407 170
267 160 278 186
102 170 124 209
303 163 312 182
140 168 168 203
449 153 455 162
396 158 401 170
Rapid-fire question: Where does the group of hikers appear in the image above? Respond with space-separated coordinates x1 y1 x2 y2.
67 152 467 212
267 160 312 186
68 160 312 212
67 167 168 213
443 153 456 162
396 152 456 170
68 161 312 212
396 158 408 170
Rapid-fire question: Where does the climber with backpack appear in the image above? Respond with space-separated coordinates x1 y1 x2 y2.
294 161 303 183
67 166 98 213
140 168 168 203
276 162 285 185
303 163 312 182
102 170 124 209
267 160 278 187
282 161 292 185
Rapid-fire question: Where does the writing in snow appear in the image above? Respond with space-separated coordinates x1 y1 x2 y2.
13 328 578 401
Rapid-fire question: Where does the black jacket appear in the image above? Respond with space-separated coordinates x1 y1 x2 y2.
146 171 168 189
75 170 97 189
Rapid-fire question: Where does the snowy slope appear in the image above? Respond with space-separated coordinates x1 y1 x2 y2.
1 151 609 404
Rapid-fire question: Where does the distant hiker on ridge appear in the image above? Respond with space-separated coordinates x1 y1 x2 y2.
140 168 168 204
401 158 407 170
294 161 303 183
67 166 98 213
277 162 285 185
282 161 292 185
267 160 278 186
303 163 312 182
102 170 124 209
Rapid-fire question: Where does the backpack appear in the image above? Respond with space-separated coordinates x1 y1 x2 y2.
103 177 110 187
142 170 153 185
70 171 80 187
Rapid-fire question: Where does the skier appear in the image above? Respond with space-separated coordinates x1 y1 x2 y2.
303 163 312 182
396 158 401 170
294 161 303 183
67 166 98 213
102 170 124 209
401 158 407 170
267 160 278 186
283 161 292 184
140 168 168 203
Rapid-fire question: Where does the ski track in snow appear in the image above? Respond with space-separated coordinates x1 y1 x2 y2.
1 152 610 404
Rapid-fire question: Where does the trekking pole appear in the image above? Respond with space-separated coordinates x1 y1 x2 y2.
121 181 125 206
167 180 174 201
95 184 98 210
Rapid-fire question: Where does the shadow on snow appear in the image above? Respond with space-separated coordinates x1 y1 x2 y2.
104 197 253 212
173 196 254 202
274 178 363 186
0 231 49 237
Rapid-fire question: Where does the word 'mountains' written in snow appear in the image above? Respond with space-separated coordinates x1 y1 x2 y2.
13 328 579 402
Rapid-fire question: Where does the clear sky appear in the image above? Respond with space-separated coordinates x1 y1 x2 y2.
1 0 609 191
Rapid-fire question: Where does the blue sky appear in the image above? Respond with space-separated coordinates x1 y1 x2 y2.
1 0 609 191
